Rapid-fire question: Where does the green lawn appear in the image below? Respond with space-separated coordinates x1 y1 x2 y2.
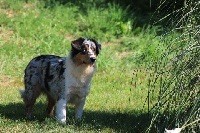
0 0 163 132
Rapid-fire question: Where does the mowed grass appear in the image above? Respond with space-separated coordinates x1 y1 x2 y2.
0 0 161 132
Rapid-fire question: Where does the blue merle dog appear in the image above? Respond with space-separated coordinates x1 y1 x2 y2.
20 37 101 123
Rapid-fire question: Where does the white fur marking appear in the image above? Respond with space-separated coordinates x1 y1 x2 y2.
56 98 67 123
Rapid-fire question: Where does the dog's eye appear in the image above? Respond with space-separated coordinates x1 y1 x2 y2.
82 49 86 54
91 47 95 51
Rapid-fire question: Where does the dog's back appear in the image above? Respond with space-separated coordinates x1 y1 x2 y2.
24 55 65 91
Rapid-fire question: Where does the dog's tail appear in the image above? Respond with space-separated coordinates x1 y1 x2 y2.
19 89 25 98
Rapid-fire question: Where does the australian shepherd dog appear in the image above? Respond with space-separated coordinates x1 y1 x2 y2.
20 37 101 123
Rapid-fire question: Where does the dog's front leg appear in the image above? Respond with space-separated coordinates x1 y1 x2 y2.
55 98 67 124
75 97 86 120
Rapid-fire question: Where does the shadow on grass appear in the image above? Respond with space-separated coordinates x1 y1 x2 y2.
0 102 150 132
83 110 150 132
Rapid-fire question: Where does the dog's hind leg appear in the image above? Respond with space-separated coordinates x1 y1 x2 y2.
20 84 42 119
46 94 56 117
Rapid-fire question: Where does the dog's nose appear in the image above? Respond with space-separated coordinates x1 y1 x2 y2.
90 58 96 63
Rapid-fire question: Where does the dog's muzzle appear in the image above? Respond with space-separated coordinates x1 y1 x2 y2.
90 57 96 63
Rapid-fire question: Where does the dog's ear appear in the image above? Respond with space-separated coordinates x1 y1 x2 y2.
91 39 101 55
71 37 85 50
96 43 101 55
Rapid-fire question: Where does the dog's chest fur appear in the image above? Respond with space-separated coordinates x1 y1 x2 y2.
63 58 95 101
47 57 95 103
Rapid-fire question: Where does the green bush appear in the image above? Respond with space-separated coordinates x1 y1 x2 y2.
147 1 200 132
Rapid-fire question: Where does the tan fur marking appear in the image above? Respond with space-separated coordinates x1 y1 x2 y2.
73 53 91 65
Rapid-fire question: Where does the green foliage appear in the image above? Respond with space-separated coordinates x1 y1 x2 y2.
0 0 161 132
147 0 200 132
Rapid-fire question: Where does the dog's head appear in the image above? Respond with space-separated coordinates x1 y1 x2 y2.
71 37 101 65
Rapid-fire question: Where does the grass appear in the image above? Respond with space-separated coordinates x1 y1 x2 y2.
146 0 200 132
0 0 179 132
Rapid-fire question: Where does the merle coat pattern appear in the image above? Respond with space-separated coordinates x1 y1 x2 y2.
20 37 101 123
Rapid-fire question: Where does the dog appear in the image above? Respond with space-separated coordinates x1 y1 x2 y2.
20 37 101 123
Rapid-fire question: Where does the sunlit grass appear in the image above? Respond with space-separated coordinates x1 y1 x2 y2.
0 0 166 132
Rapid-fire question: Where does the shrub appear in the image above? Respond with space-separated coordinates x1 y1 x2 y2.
147 1 200 132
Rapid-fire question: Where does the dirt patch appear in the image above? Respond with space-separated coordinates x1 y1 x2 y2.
0 75 23 87
0 29 14 42
0 8 15 18
65 34 76 41
23 2 36 10
116 51 133 59
5 9 14 18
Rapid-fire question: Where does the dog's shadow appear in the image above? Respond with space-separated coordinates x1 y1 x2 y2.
0 102 149 132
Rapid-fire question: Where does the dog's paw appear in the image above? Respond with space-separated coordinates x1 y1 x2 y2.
56 117 66 125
